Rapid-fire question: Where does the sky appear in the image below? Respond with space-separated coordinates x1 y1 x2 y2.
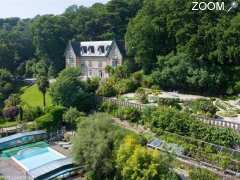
0 0 109 19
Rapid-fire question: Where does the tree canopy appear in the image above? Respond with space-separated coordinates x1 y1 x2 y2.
126 0 240 95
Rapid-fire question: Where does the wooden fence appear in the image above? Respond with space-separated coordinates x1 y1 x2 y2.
197 116 240 132
100 97 240 133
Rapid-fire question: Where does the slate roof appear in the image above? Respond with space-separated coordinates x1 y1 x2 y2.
71 42 81 57
70 40 124 57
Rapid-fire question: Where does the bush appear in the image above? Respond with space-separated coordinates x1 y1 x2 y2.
86 77 100 93
187 99 217 117
63 107 85 129
97 78 117 97
131 71 143 87
36 106 66 131
100 101 118 114
158 98 181 110
2 106 19 120
23 106 43 122
189 168 219 180
116 107 141 123
36 113 54 131
136 88 148 104
114 79 136 95
141 75 154 88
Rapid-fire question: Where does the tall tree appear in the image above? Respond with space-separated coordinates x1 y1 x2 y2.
37 76 49 107
31 15 73 73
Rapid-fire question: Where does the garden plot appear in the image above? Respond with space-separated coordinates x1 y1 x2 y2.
119 90 208 104
214 99 240 123
157 91 209 101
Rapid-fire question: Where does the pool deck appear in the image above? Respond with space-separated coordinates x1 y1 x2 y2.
50 142 72 156
0 158 26 180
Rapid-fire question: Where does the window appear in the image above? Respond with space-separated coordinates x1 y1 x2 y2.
89 70 92 76
88 46 95 53
88 61 92 67
99 70 103 78
98 46 105 54
112 60 118 68
81 46 87 54
81 63 85 74
98 62 102 68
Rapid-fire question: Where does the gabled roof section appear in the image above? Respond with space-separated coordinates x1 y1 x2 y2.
70 42 81 57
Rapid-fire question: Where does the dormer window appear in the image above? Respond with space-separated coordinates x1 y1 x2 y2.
98 46 105 54
81 46 87 54
88 46 95 54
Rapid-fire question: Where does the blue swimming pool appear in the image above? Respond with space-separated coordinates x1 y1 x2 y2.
12 147 65 171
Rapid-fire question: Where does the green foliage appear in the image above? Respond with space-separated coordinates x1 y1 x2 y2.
144 106 240 148
0 18 34 73
50 68 95 112
189 168 219 180
36 106 65 131
72 113 142 179
37 76 49 107
0 69 14 107
114 79 136 95
63 107 85 129
142 75 154 88
4 94 21 107
158 98 182 110
99 101 118 114
85 77 100 93
116 107 141 123
126 0 240 94
31 15 73 73
20 84 52 107
186 99 217 117
135 88 148 104
116 136 178 180
65 0 143 41
96 78 117 97
22 106 43 122
100 101 141 123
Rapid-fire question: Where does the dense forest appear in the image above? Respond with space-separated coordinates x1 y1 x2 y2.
0 0 240 96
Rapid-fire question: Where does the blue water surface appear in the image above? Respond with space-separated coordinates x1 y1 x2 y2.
14 147 64 170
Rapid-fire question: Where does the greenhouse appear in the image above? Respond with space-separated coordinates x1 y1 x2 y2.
0 130 47 151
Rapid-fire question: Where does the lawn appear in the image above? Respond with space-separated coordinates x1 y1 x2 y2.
0 120 18 128
20 84 52 107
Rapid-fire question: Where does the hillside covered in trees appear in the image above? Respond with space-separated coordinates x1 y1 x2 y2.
0 0 240 95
